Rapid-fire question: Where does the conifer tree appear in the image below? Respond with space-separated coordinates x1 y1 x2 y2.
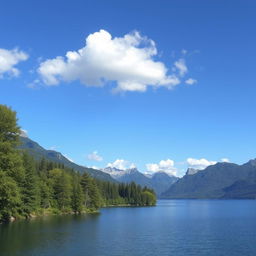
0 171 21 221
22 152 39 215
71 178 84 214
0 105 24 183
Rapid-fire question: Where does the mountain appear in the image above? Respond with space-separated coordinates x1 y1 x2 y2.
102 167 178 196
186 168 200 175
19 136 116 182
150 171 179 196
161 160 256 199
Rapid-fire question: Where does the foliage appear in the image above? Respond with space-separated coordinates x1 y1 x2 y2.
0 171 21 221
0 104 156 222
97 181 156 206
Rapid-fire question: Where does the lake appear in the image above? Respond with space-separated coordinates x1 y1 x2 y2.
0 200 256 256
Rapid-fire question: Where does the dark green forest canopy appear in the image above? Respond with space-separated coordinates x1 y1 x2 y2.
0 104 156 222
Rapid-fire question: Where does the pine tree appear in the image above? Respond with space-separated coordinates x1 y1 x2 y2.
0 171 21 221
88 179 102 209
81 173 102 210
49 169 72 211
22 152 39 216
71 177 84 214
0 105 25 184
0 105 24 221
38 177 51 209
80 172 91 208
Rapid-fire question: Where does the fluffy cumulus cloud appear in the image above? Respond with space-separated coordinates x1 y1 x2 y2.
107 159 136 170
87 151 103 162
37 29 191 92
0 48 28 78
146 159 177 176
185 78 197 85
186 158 217 170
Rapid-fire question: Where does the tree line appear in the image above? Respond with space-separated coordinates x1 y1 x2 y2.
0 104 156 222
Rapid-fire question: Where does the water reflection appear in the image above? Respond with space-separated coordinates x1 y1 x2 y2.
1 200 256 256
0 214 100 256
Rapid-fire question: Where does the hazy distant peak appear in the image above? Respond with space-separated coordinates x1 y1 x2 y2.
246 159 256 167
101 167 139 178
186 168 200 175
153 171 177 178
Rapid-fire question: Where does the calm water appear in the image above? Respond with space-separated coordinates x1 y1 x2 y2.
1 200 256 256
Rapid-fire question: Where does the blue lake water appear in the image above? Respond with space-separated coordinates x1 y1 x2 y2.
1 200 256 256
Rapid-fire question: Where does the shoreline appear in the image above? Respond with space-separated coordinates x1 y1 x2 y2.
1 203 156 224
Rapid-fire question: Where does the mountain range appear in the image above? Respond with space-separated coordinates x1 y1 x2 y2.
102 167 178 196
19 135 256 199
162 160 256 199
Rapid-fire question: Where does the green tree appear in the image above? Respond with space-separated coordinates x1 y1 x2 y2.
0 105 25 222
81 173 102 210
0 105 24 183
21 152 39 215
71 178 84 214
49 169 72 211
0 171 21 221
38 177 51 209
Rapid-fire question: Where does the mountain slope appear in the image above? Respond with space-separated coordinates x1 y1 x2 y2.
102 167 178 196
162 160 256 199
19 136 116 182
150 171 179 196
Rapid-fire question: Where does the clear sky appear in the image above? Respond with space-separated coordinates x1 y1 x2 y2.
1 0 256 176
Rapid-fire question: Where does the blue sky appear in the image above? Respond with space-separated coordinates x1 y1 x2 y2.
1 0 256 176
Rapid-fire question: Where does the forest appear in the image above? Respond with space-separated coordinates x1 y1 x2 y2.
0 104 156 222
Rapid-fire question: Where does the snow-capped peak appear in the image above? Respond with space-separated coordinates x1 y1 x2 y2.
101 167 138 178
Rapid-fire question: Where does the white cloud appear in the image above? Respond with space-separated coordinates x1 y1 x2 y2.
185 78 197 85
107 159 136 170
20 129 28 138
146 159 177 176
174 58 188 77
0 48 28 78
186 158 217 170
221 158 230 163
37 29 185 92
87 151 103 162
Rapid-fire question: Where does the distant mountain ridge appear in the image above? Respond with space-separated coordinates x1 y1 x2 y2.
20 137 256 199
162 160 256 199
102 167 178 196
19 136 116 182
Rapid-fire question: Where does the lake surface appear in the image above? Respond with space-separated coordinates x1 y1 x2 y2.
1 200 256 256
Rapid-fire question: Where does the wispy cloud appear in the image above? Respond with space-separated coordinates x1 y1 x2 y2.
87 151 103 162
174 58 188 77
0 48 28 78
185 78 197 85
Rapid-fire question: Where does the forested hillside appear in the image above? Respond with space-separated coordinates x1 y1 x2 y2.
0 105 156 222
19 136 115 182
